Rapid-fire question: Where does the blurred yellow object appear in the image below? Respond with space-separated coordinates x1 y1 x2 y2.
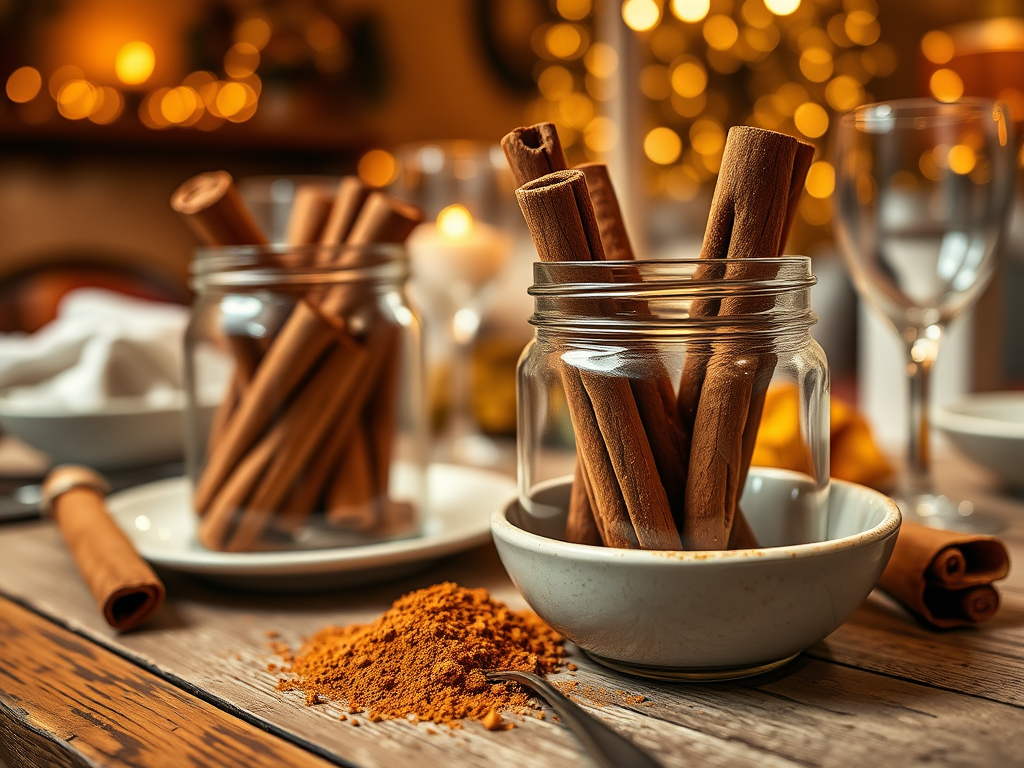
753 386 893 490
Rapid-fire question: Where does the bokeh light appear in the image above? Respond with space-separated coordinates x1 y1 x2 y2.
557 0 592 20
584 116 619 153
921 30 954 64
438 204 473 238
49 65 85 99
161 86 200 125
671 59 707 98
671 0 710 23
690 118 725 155
947 144 977 175
559 92 595 128
805 161 835 198
644 127 683 164
845 11 880 46
88 87 124 125
764 0 800 17
930 68 964 103
235 17 272 50
224 43 260 79
800 48 834 82
358 149 398 187
538 66 575 100
546 24 584 58
6 67 42 103
622 0 661 32
585 43 618 77
703 16 739 51
794 102 829 138
825 75 863 111
640 64 671 99
115 42 155 86
56 80 97 120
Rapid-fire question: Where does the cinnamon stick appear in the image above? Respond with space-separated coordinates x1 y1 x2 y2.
326 428 377 531
577 163 634 261
680 128 809 549
501 123 567 187
877 523 1010 628
285 185 336 248
171 171 267 246
565 460 602 545
41 467 165 632
319 177 372 251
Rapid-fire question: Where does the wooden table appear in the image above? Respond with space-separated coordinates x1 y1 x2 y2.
1 458 1022 768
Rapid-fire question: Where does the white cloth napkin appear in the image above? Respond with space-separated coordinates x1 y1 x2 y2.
0 289 190 412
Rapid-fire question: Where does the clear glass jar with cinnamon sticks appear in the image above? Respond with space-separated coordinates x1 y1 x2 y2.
184 243 426 552
518 257 829 551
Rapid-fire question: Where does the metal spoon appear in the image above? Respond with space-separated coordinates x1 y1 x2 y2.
485 670 662 768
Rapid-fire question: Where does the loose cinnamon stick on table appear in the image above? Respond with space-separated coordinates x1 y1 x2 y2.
877 523 1010 628
41 466 165 632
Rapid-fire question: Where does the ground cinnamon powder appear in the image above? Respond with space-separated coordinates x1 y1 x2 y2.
276 582 564 727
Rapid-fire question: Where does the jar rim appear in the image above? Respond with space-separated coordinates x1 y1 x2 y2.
191 243 408 290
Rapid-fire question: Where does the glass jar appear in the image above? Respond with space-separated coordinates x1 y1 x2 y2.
184 243 426 552
518 257 829 551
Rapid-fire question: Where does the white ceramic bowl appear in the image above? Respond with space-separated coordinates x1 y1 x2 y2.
492 468 900 680
0 394 212 471
934 393 1024 489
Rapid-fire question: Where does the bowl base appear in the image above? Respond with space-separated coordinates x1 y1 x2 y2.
583 650 800 682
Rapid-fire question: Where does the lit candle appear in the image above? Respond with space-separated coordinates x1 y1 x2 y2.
407 204 510 306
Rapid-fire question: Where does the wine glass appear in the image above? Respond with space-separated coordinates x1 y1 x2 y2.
833 99 1015 532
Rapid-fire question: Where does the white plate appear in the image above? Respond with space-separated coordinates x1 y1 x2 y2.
107 464 516 590
934 392 1024 490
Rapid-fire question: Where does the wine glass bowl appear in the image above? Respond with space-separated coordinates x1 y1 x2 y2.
834 99 1015 531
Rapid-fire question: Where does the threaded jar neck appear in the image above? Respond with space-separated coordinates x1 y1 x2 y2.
191 243 408 292
529 257 817 340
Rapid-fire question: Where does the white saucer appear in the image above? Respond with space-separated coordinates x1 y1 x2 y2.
106 464 516 590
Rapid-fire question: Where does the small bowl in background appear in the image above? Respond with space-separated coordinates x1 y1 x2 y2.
0 393 213 471
492 468 900 681
934 392 1024 490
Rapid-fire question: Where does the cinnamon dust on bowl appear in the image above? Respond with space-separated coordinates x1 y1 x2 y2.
274 582 565 728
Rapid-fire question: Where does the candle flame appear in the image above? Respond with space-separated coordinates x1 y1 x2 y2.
437 204 473 238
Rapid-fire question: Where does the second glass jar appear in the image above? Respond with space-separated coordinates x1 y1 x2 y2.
185 243 426 552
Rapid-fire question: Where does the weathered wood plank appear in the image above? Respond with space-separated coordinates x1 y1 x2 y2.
0 598 340 768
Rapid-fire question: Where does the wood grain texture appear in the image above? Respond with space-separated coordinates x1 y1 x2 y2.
0 458 1022 768
0 598 338 768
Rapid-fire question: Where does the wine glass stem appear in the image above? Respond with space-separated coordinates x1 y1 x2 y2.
904 332 939 497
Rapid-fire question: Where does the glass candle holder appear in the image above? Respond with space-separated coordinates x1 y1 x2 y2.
184 243 426 552
518 257 829 551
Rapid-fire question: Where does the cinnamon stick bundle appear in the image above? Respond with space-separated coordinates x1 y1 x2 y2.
514 169 681 550
877 523 1010 628
504 122 689 550
680 128 814 549
173 172 422 550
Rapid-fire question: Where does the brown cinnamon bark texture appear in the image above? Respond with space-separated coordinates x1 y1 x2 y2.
175 170 422 550
680 128 812 549
877 523 1010 628
41 467 165 632
514 169 681 550
577 163 635 261
171 171 267 246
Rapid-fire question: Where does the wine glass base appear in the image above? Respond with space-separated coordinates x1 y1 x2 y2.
892 492 1005 534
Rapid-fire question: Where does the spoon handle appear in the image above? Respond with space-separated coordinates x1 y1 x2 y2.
485 670 662 768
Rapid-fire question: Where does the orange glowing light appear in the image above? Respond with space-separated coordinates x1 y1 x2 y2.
6 67 42 103
115 42 155 85
57 79 97 120
358 149 398 188
235 17 272 50
88 87 124 124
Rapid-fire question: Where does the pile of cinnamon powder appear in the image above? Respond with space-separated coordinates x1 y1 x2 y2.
276 582 564 727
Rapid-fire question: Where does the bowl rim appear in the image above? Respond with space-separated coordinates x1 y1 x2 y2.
933 392 1024 440
491 470 901 564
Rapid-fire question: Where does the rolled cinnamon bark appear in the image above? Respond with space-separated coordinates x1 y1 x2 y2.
577 163 634 261
877 523 1010 628
501 123 567 187
319 177 372 251
285 185 336 250
171 171 267 246
41 467 165 632
565 460 602 545
326 428 377 531
680 128 810 549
